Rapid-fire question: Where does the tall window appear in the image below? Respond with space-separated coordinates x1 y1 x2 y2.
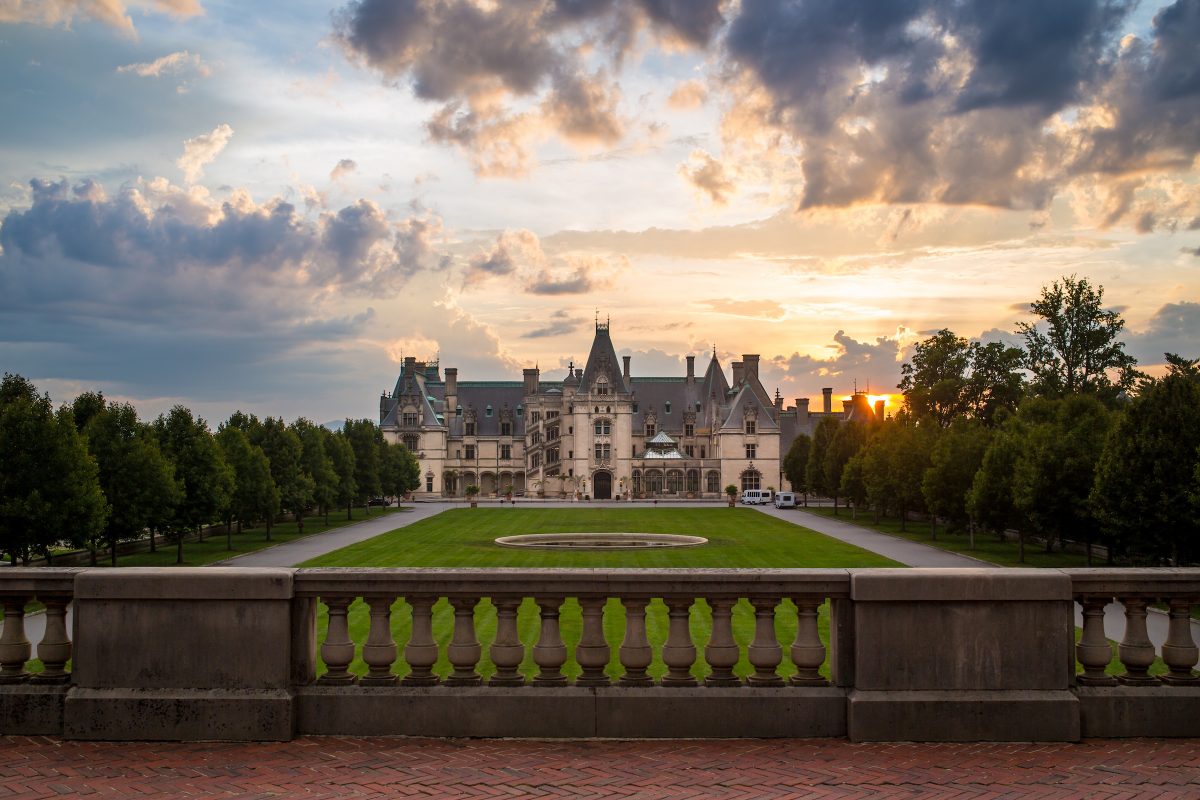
745 419 756 434
684 445 694 457
501 422 512 436
547 426 559 441
465 445 476 460
594 419 611 435
426 475 433 492
700 446 706 459
706 471 720 493
594 442 611 460
745 444 756 459
665 401 671 413
530 431 541 444
645 424 656 437
547 447 559 463
595 377 609 395
686 469 700 493
741 471 761 491
500 444 512 460
403 434 419 451
684 423 694 437
402 412 419 426
532 452 541 468
666 470 683 494
465 422 476 436
486 405 493 417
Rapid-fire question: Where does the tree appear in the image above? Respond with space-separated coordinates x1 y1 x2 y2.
823 421 867 515
899 330 1026 427
154 406 233 564
323 428 357 521
1091 354 1200 564
1018 275 1140 402
887 419 933 532
922 420 991 542
967 412 1024 550
783 434 812 505
839 453 868 518
0 374 107 565
342 419 382 511
294 419 338 527
215 424 277 547
966 341 1027 425
256 417 313 537
806 417 840 501
79 399 180 566
379 439 420 501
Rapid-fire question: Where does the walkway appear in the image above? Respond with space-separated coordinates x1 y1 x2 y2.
2 735 1198 798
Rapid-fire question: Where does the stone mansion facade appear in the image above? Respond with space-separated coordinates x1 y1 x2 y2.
379 322 878 499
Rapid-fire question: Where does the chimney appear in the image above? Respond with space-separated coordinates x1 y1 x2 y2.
743 354 760 380
796 398 810 426
843 399 853 417
774 389 783 413
874 399 885 420
523 367 540 396
403 356 416 375
444 367 458 415
622 355 631 380
822 387 832 414
686 355 695 382
732 361 745 386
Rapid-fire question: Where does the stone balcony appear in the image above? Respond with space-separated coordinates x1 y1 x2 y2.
1 567 1198 741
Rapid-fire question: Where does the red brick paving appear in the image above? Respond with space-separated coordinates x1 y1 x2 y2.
1 737 1199 799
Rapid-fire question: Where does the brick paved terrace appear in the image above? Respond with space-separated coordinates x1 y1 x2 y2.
4 735 1200 799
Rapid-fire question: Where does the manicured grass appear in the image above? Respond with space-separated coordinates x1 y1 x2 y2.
799 506 1093 569
302 507 898 681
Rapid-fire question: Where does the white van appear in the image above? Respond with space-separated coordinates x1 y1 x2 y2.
740 489 774 505
774 492 797 509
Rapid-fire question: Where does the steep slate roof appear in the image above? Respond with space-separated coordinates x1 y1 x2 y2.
456 385 526 436
699 354 730 403
720 384 780 432
578 325 629 394
629 377 700 431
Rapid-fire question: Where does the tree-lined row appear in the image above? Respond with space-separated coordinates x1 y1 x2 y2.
0 378 420 565
784 277 1200 565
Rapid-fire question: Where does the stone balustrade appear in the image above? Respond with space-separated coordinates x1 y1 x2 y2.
0 566 1197 741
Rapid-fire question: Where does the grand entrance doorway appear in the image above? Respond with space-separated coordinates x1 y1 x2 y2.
593 470 612 500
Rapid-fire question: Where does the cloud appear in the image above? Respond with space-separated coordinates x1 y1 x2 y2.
701 299 786 320
329 158 358 182
176 123 233 184
464 228 544 287
116 49 209 77
525 253 625 295
678 150 735 205
1127 301 1200 363
0 0 203 35
667 79 707 110
522 310 584 338
463 229 624 294
765 327 913 395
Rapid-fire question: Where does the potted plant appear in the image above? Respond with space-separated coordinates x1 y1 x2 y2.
465 484 480 508
725 484 738 507
503 484 514 502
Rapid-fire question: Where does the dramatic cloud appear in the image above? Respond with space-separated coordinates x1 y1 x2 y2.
667 79 707 110
176 123 233 184
463 229 624 294
329 158 358 181
522 310 584 339
678 150 735 205
766 328 913 395
1127 302 1200 363
0 0 203 35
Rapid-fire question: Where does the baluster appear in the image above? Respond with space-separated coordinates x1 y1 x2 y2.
661 598 697 687
359 596 398 686
747 598 784 686
1076 597 1117 686
0 597 30 684
704 598 740 687
489 597 525 686
446 597 482 686
1117 597 1157 685
533 597 567 686
619 598 653 686
789 598 828 686
318 596 357 685
403 596 440 686
575 597 611 687
1161 598 1199 685
30 596 71 685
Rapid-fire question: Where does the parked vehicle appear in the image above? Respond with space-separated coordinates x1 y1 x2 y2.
740 489 774 505
774 492 796 509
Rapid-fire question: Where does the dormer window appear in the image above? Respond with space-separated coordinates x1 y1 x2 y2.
465 421 476 436
745 419 756 435
486 405 493 417
645 423 656 437
665 401 671 414
595 377 609 395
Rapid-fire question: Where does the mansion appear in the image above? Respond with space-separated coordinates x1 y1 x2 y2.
379 322 881 499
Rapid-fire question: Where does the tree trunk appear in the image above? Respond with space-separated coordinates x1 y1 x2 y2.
832 495 838 516
266 517 272 542
969 520 976 551
197 524 205 543
346 502 353 521
226 515 233 551
296 507 304 534
89 543 97 566
110 532 117 567
149 527 156 553
324 505 330 526
176 534 184 565
1018 530 1026 564
900 507 907 532
930 515 937 541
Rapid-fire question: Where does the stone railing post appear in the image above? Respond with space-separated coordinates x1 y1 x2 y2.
747 598 784 686
359 596 398 686
618 597 653 686
661 598 697 687
446 597 482 686
402 596 440 686
1075 597 1116 686
30 597 72 685
575 597 611 687
704 598 740 687
1161 598 1199 685
1116 597 1157 685
790 598 827 686
318 596 357 685
533 597 567 686
488 598 525 687
0 597 30 684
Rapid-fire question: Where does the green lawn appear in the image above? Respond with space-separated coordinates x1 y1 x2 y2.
302 507 898 681
799 506 1093 569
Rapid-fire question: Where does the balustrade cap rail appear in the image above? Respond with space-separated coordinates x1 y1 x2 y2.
75 567 293 600
0 567 85 596
852 568 1073 601
1064 568 1200 597
293 567 852 598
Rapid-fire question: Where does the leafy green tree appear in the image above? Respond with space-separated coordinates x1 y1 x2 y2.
782 434 811 504
294 419 338 525
967 412 1024 548
215 424 277 547
1018 275 1140 403
342 419 382 511
888 419 934 532
823 421 866 515
839 453 868 518
806 417 840 501
256 417 313 537
154 406 233 563
899 330 1026 427
0 374 108 565
1091 354 1200 564
324 428 357 521
78 399 181 565
922 420 991 541
380 439 420 501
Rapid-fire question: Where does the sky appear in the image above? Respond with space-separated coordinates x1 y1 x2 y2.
1 0 1197 425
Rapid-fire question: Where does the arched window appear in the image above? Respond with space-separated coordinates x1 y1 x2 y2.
741 470 761 491
686 469 699 493
632 470 642 496
706 471 720 493
666 470 683 494
645 469 664 495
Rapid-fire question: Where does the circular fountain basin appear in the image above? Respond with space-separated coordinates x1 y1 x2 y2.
494 532 707 550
